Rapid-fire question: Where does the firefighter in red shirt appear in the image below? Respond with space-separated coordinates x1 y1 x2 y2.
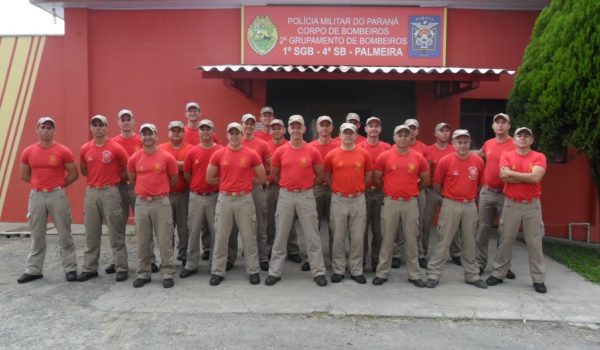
18 117 79 284
486 127 548 294
425 129 487 289
78 115 129 283
128 123 178 288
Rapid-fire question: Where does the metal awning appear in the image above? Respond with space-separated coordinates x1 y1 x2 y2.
198 64 514 81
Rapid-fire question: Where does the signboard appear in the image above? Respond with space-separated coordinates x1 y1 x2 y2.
242 6 446 66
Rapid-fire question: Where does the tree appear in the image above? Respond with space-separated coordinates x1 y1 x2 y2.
507 0 600 197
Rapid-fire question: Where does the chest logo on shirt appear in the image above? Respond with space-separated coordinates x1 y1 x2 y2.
511 164 517 170
299 157 309 168
528 163 534 172
486 150 492 156
354 161 363 171
153 162 163 174
48 154 58 166
407 163 416 174
337 161 344 167
239 157 249 168
468 166 479 180
194 159 200 165
101 150 113 164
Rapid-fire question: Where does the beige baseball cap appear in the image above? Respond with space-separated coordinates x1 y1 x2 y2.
452 129 471 139
241 113 256 123
317 115 333 125
260 106 274 114
493 113 510 123
140 123 158 134
270 119 284 127
91 115 108 126
168 120 184 130
227 122 243 133
288 115 305 125
37 116 55 127
346 112 360 122
199 119 214 128
366 116 381 125
340 122 357 133
394 125 411 135
118 109 133 119
186 102 200 111
404 118 420 128
435 122 450 131
514 127 533 136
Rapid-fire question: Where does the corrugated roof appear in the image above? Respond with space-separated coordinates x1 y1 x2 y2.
198 65 515 75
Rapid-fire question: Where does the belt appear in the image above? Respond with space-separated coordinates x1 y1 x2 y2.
506 196 539 204
281 187 311 193
334 191 364 198
87 184 117 190
33 186 62 193
385 195 417 202
220 191 249 197
445 197 475 203
367 186 378 191
191 191 218 196
483 185 502 193
136 194 168 201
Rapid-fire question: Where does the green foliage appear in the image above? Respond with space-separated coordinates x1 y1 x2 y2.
507 0 600 184
544 241 600 284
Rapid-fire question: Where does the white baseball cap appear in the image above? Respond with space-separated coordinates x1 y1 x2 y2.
91 115 108 126
346 112 360 122
270 119 284 127
37 116 55 127
493 113 510 123
452 129 471 139
199 119 214 128
241 113 256 123
186 102 200 111
366 116 381 125
340 122 357 133
118 109 133 119
260 106 274 114
404 118 420 128
168 120 184 130
394 125 411 135
288 115 305 125
435 122 450 131
317 115 333 125
514 127 533 136
227 122 243 133
140 123 158 134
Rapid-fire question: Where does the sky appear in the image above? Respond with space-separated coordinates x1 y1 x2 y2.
0 0 65 35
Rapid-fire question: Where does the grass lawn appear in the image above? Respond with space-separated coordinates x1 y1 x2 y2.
544 240 600 284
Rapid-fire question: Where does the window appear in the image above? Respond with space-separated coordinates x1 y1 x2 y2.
460 99 507 150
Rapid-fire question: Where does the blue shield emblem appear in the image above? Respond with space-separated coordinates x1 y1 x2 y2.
409 16 441 58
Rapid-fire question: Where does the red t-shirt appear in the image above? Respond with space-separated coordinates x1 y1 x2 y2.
21 142 75 190
183 143 222 193
112 134 142 156
209 146 262 193
481 137 515 190
309 139 340 159
183 125 221 145
271 142 323 190
374 148 429 199
410 140 428 155
358 140 391 187
158 142 194 192
80 139 129 186
499 150 547 201
323 147 373 194
424 143 456 187
242 137 272 163
127 148 178 197
434 153 484 201
255 130 272 142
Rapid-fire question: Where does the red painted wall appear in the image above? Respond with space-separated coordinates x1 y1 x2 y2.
3 7 597 243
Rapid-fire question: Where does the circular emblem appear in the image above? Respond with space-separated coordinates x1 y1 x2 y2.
239 157 249 168
407 163 416 174
299 157 309 168
247 15 278 56
468 166 479 180
101 150 113 164
48 154 58 166
153 162 162 174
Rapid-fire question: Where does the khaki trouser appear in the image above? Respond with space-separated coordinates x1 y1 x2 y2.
25 188 77 275
266 183 299 255
228 186 268 263
170 191 189 260
426 199 480 282
313 184 333 259
269 190 326 277
119 183 155 264
364 188 383 266
135 197 175 279
212 194 259 276
422 188 462 259
185 192 218 270
82 186 128 272
491 198 546 283
393 189 427 259
376 197 421 280
330 193 366 276
475 187 507 270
